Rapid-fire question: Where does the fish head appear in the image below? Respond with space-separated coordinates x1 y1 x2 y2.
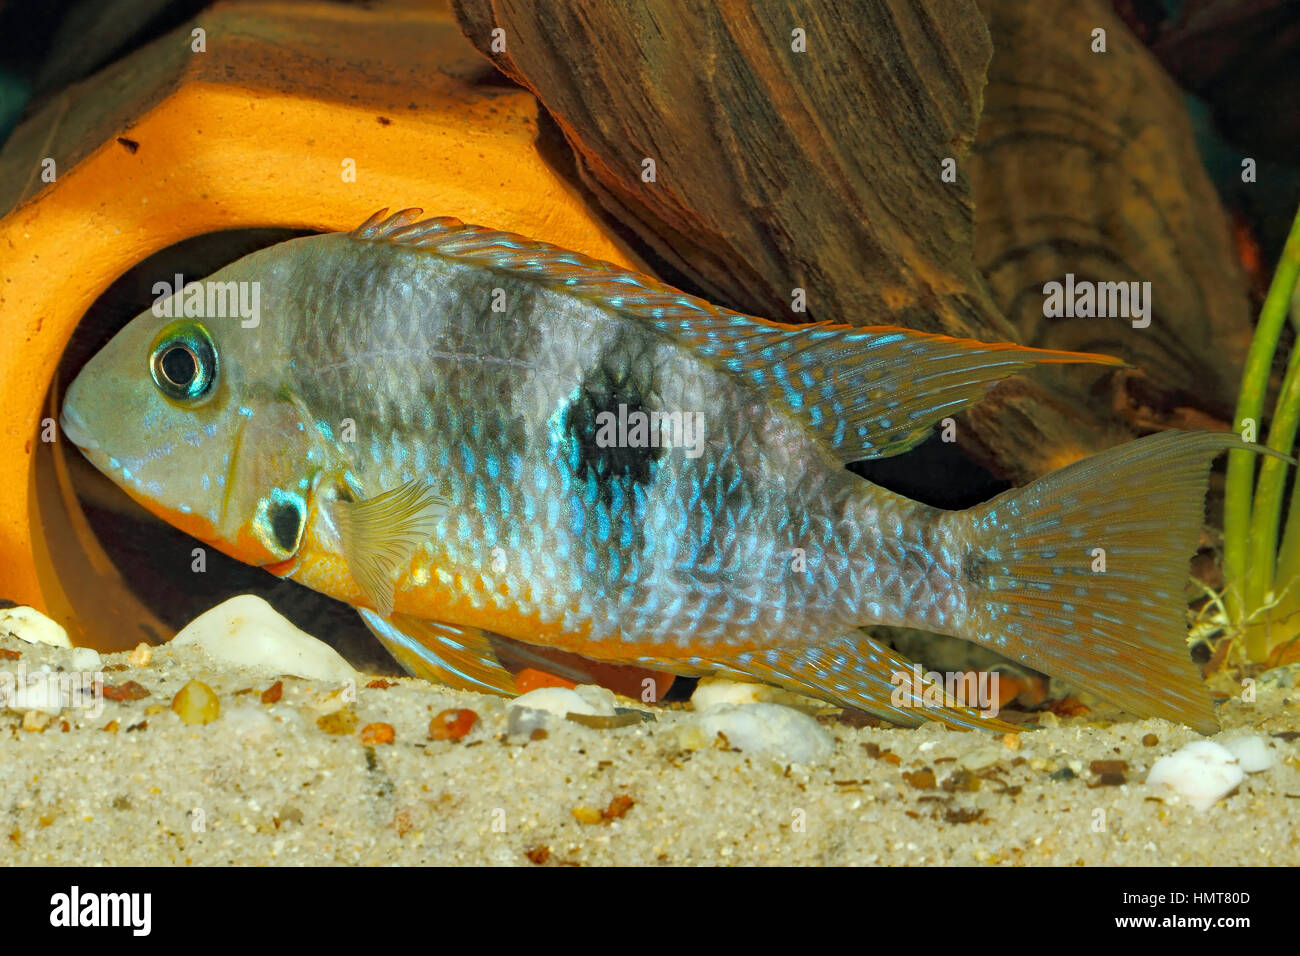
60 248 329 571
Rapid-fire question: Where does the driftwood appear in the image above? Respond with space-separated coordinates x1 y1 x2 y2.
451 0 1253 482
452 0 1008 341
965 0 1255 479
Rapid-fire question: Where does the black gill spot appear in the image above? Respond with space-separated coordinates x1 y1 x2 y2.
269 500 304 554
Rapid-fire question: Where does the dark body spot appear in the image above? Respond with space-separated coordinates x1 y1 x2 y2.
562 332 663 508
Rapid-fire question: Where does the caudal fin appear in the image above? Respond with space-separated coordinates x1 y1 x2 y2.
959 430 1258 734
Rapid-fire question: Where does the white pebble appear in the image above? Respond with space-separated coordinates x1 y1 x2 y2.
0 606 70 648
572 683 619 714
1146 740 1244 811
69 647 102 670
958 744 1002 771
171 595 354 681
691 677 764 710
690 676 818 711
1217 732 1274 773
4 673 64 716
694 703 832 764
510 686 613 718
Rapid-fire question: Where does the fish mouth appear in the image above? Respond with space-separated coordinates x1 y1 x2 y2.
58 406 100 450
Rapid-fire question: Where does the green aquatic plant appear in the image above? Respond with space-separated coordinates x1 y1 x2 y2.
1223 204 1300 664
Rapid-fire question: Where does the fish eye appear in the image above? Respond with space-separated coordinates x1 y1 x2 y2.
149 322 218 404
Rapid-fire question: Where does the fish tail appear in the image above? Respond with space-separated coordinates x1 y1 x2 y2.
955 430 1258 734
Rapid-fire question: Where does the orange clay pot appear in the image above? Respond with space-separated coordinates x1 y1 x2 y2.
0 0 644 654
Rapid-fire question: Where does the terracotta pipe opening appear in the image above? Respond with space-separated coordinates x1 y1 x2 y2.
35 227 396 672
35 225 686 700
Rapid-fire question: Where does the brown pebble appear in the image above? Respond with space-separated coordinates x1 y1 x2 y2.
261 680 283 704
941 769 981 793
316 707 358 735
565 711 643 729
602 794 635 820
832 708 881 729
525 845 551 864
103 680 151 702
1089 759 1129 775
1142 733 1159 747
903 768 936 790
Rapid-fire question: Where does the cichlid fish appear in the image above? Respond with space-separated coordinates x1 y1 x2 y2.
60 208 1250 733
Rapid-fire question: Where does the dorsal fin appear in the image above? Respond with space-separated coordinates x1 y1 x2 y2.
350 209 1123 462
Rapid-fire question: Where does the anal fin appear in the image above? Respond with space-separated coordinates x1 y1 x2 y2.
635 631 1016 733
356 609 518 696
489 635 677 702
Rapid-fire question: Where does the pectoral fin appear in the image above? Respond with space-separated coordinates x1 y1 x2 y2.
328 480 445 617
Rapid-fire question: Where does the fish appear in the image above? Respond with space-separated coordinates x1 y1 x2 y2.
59 207 1258 734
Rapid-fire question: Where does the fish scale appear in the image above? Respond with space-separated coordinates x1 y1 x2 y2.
288 239 846 651
59 207 1279 733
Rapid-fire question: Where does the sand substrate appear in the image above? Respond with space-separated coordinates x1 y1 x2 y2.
1 632 1297 866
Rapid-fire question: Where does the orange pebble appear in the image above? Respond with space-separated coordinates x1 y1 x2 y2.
428 708 478 741
514 668 577 693
360 722 395 745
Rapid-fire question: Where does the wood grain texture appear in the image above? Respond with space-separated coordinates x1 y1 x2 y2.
452 0 1253 483
970 0 1254 453
452 0 1012 341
